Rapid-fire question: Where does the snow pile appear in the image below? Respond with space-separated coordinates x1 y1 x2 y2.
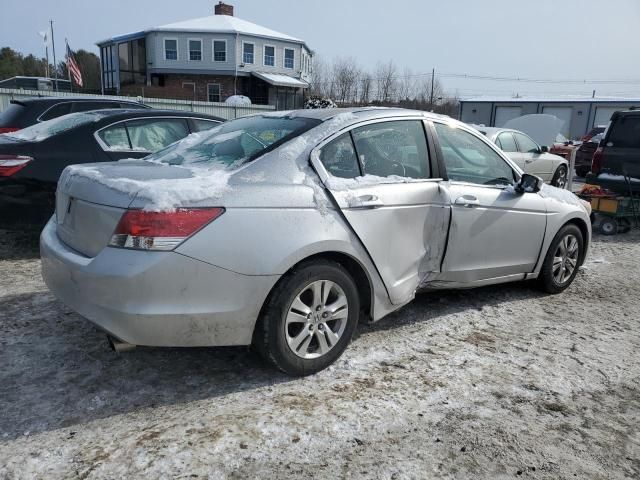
325 173 425 191
65 163 232 212
304 96 337 109
225 95 252 106
539 183 584 208
6 111 109 142
598 173 640 183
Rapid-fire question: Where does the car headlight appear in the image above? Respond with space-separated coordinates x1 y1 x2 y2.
580 199 592 215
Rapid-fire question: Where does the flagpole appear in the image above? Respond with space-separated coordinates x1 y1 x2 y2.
65 39 73 93
50 20 58 92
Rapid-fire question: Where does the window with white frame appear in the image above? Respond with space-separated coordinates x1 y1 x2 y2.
164 38 178 60
213 40 226 62
208 83 221 102
264 45 275 67
188 39 202 61
243 42 254 64
284 48 294 69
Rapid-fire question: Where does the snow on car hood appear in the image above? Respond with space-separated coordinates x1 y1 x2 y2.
504 114 566 146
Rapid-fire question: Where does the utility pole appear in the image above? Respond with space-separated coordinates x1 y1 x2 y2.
50 20 58 92
429 68 435 108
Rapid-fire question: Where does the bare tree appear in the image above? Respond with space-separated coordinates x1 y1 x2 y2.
375 60 397 104
359 71 373 105
418 75 444 108
309 55 328 97
332 56 360 105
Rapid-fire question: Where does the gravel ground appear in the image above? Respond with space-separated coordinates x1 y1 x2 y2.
0 227 638 480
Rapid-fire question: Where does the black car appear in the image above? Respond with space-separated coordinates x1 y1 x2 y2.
586 110 640 194
0 109 223 226
0 97 150 134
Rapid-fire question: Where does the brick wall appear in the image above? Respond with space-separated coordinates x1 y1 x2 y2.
121 74 239 102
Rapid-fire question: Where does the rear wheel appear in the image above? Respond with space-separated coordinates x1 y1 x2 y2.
254 260 360 376
551 165 568 189
599 217 618 236
538 224 584 294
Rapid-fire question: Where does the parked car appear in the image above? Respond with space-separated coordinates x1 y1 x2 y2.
41 108 592 376
475 127 569 188
581 125 607 142
574 133 604 177
0 109 223 225
0 97 150 133
586 110 640 193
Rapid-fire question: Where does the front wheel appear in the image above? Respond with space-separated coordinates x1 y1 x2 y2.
253 260 360 376
551 165 568 189
538 224 584 294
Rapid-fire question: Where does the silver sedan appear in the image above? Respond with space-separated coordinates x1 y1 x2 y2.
41 108 591 376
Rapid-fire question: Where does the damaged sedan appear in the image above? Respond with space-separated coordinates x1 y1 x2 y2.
41 108 592 375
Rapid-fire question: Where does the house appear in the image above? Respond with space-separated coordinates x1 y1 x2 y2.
96 2 312 108
459 96 640 139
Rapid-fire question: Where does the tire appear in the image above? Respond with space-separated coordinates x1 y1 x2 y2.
599 217 618 236
618 217 631 233
253 260 360 376
538 224 584 294
551 165 568 189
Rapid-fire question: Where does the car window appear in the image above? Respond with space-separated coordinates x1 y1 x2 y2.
125 118 189 152
39 102 72 121
98 124 130 150
6 111 114 142
434 122 514 186
608 116 640 148
72 102 119 113
351 120 430 179
513 132 539 153
192 119 222 132
320 133 360 178
497 132 518 152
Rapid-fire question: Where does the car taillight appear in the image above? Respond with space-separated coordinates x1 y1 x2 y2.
0 127 19 134
591 147 604 174
0 155 33 177
109 207 225 251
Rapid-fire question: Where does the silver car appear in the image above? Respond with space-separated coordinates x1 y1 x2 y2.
475 127 569 189
41 108 591 376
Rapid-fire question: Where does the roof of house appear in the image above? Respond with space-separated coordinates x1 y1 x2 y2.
97 14 305 46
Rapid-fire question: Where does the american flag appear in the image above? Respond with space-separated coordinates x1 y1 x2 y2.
65 42 83 88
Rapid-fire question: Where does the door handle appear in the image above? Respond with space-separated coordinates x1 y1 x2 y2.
454 195 480 208
348 194 384 209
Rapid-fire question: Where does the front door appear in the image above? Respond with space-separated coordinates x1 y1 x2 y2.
432 121 547 283
513 131 555 181
311 119 450 305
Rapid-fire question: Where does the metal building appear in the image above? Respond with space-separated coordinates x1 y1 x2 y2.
459 97 640 139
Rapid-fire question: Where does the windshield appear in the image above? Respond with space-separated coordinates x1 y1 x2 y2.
4 111 112 142
146 115 321 167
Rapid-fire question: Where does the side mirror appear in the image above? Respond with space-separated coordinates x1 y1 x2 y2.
540 145 549 153
515 173 543 194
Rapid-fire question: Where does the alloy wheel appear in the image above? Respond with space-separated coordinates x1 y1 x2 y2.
555 168 568 189
552 234 579 284
285 280 349 359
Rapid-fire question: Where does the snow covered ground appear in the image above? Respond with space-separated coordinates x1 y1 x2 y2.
0 228 638 479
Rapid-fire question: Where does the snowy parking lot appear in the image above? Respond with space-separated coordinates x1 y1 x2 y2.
0 228 638 479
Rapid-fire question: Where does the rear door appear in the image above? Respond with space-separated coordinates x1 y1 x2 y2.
310 119 450 305
495 131 524 169
431 121 547 283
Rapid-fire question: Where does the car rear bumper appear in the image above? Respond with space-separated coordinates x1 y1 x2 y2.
40 218 280 347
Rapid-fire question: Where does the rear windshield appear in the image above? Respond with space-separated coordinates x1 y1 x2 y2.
3 111 111 142
608 116 640 148
146 115 321 167
0 103 26 127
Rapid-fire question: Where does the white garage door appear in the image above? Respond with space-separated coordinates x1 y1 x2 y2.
593 107 620 127
494 107 522 127
542 107 572 138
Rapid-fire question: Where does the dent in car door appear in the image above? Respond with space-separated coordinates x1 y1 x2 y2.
310 120 450 305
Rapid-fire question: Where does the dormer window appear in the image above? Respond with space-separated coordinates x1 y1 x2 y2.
243 42 254 64
284 48 294 69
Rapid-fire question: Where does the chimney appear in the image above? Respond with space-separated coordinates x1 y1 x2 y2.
214 2 234 16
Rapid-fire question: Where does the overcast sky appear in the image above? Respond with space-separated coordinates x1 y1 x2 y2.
2 0 639 98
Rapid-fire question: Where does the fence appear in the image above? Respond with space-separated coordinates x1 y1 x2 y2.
0 88 275 120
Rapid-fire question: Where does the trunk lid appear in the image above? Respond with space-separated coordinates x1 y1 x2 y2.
55 160 194 257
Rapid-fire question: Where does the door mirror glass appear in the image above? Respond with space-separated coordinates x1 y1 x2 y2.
516 173 542 193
